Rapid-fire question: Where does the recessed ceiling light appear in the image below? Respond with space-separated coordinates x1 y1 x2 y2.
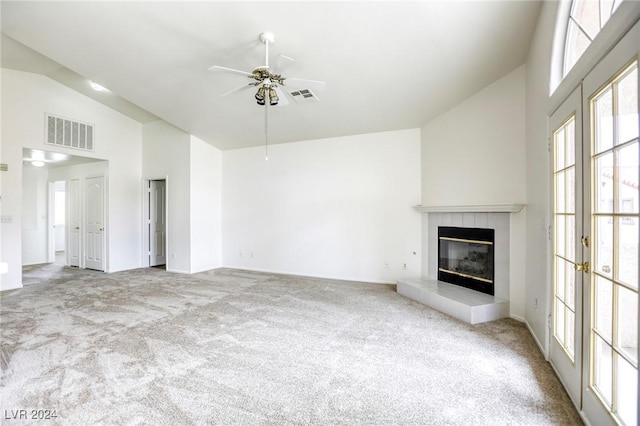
89 81 108 92
31 161 45 167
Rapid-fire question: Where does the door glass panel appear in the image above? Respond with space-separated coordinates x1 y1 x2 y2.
594 216 613 278
617 67 638 145
557 258 567 301
566 215 576 260
566 167 576 213
557 173 566 212
617 143 638 213
594 87 614 152
558 215 567 258
556 300 566 346
617 216 638 289
617 284 638 363
567 262 576 309
594 334 613 404
567 310 576 357
595 276 613 341
594 152 614 213
556 126 566 169
617 354 638 426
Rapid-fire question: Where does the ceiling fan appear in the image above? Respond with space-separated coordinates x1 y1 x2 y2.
208 31 326 106
209 32 326 159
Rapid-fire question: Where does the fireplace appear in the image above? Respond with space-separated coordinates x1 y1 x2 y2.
438 226 495 296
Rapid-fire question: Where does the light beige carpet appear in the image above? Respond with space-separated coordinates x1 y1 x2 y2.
1 265 581 425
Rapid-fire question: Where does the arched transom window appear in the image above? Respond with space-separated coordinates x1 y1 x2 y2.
564 0 623 76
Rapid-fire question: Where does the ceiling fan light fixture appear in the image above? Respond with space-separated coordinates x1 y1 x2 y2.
269 88 279 105
255 85 266 104
31 161 45 167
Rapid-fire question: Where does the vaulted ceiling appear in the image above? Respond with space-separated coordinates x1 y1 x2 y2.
1 1 541 150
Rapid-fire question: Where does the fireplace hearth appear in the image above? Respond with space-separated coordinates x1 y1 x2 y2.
438 226 495 296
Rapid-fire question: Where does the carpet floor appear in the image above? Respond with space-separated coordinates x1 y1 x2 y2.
1 265 581 425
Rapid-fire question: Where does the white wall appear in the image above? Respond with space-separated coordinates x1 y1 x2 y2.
524 2 557 353
421 65 527 206
142 120 191 273
1 69 143 290
222 129 422 283
420 65 527 319
190 136 222 273
21 166 48 265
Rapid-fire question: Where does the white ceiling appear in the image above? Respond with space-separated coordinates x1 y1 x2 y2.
1 1 541 151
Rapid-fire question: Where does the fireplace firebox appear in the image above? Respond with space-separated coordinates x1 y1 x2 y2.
438 227 495 296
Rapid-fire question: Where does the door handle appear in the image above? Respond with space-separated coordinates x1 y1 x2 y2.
574 261 590 273
75 226 80 230
99 228 104 231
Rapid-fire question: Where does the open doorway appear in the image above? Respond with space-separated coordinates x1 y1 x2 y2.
51 180 66 265
22 148 106 278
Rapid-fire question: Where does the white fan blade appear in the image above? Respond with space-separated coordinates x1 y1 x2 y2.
274 54 295 73
273 86 289 106
220 83 255 97
209 65 254 78
284 77 326 91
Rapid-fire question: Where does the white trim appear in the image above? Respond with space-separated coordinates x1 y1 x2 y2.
221 265 395 285
165 268 191 274
413 204 524 214
509 314 525 323
526 319 548 359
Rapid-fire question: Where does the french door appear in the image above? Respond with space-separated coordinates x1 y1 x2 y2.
551 21 638 425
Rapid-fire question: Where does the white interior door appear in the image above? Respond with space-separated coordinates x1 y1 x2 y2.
549 86 584 408
68 178 80 267
84 176 104 271
149 179 166 266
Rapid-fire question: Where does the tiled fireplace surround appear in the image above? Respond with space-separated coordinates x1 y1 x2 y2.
398 205 523 324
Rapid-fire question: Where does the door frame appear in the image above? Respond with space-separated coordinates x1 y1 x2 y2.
142 177 169 269
47 180 67 264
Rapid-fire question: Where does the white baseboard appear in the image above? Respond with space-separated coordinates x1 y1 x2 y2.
166 268 190 274
525 319 548 359
220 265 394 285
509 314 525 323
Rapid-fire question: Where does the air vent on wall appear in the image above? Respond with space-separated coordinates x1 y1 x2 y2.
46 114 94 151
287 89 320 104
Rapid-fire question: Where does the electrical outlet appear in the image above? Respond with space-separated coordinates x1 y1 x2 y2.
384 261 390 269
402 263 407 270
1 215 13 223
239 251 243 257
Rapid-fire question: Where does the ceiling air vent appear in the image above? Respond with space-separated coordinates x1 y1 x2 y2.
287 89 319 104
46 114 94 152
